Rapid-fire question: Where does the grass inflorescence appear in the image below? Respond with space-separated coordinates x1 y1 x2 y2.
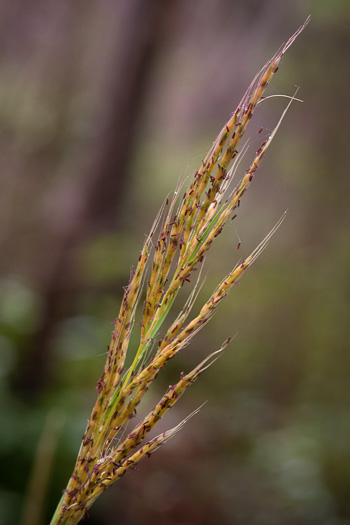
50 18 309 524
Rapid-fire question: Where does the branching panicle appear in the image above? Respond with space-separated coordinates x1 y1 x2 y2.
50 18 309 524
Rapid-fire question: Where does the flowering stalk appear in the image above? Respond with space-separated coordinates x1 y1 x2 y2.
50 18 309 524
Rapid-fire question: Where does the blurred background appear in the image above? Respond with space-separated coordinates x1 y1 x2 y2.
0 1 349 524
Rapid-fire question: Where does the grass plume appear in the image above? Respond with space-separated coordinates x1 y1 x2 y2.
50 18 309 524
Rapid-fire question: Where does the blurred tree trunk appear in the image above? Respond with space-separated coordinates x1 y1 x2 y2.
14 0 176 400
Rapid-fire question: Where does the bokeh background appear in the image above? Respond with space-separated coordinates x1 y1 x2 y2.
1 1 349 524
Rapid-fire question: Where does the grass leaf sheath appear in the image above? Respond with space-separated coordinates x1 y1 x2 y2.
50 19 309 524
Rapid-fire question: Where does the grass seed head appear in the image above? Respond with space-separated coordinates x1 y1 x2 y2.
50 18 309 524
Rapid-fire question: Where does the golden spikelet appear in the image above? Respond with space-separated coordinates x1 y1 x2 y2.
50 17 309 524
